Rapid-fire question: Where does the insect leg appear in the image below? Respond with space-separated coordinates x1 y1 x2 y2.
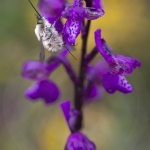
39 37 45 63
64 45 77 60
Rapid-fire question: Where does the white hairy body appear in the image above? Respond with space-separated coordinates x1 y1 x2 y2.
35 17 64 53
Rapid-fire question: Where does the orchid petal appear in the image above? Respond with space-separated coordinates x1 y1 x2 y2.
108 54 141 75
38 0 66 18
63 19 81 45
21 60 48 80
38 0 65 32
60 100 71 122
25 80 60 104
83 83 103 104
85 7 104 20
95 29 141 75
94 29 112 61
102 72 133 93
65 132 96 150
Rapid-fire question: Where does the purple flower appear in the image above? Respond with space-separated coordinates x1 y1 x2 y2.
62 0 104 45
61 101 82 132
21 49 72 104
25 79 60 104
102 72 133 94
38 0 66 32
61 101 96 149
65 132 96 150
87 60 133 94
94 29 141 76
21 60 49 80
21 55 68 104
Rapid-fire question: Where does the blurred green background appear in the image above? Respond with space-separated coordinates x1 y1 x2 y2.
0 0 150 149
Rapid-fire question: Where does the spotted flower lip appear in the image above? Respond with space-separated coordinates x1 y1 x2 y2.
94 29 141 75
25 79 60 104
65 132 96 150
62 19 81 45
87 60 133 94
62 2 104 20
62 0 104 45
102 72 133 94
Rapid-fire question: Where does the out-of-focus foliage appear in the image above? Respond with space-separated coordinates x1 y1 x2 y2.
0 0 150 150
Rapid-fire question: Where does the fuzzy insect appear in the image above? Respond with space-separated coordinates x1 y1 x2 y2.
28 0 76 60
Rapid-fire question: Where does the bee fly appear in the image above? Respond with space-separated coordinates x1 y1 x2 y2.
28 0 77 60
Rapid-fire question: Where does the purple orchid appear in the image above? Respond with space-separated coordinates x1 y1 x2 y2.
61 101 82 133
21 60 60 104
94 29 141 76
61 101 96 150
65 132 96 150
21 60 49 80
62 0 104 45
21 0 142 149
21 50 69 104
38 0 66 32
25 79 60 104
86 60 133 94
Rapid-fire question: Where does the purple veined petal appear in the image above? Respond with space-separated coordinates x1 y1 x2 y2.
61 4 85 20
84 7 105 20
63 19 82 45
108 54 141 75
94 29 112 62
61 4 74 18
101 38 114 56
60 100 71 122
102 72 133 94
21 60 48 80
92 0 104 9
95 30 141 75
65 132 96 150
25 80 60 104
